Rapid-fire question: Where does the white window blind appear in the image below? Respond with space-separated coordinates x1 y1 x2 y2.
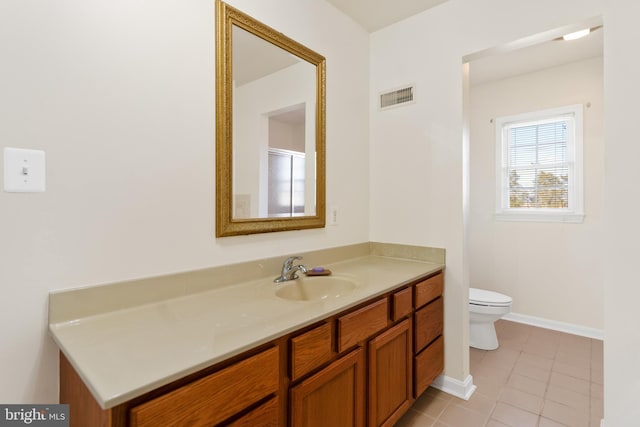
495 105 584 223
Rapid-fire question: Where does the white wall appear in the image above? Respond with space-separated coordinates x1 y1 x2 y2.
468 57 604 329
603 1 640 425
370 0 640 423
0 0 369 404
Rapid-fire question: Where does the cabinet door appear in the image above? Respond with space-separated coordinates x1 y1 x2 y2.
290 348 365 427
368 319 412 427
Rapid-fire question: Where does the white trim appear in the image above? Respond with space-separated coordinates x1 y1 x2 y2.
503 312 603 340
495 212 584 223
430 374 477 400
601 419 605 427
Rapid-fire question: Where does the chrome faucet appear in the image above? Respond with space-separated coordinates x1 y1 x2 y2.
274 256 307 283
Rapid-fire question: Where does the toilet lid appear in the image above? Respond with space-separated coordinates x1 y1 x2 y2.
469 288 512 307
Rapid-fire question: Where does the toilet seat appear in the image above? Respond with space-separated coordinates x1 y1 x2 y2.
469 288 512 307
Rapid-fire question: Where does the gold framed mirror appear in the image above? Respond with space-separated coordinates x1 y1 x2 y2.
215 0 326 237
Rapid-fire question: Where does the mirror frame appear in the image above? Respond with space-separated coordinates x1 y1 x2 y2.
215 0 326 237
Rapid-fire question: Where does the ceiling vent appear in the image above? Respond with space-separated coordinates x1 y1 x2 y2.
379 85 415 110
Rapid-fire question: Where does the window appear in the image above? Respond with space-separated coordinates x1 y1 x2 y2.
495 105 584 223
267 148 306 217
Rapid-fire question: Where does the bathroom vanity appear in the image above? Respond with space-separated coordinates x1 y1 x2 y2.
49 243 444 427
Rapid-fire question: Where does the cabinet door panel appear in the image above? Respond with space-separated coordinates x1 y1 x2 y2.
368 319 412 427
290 348 365 427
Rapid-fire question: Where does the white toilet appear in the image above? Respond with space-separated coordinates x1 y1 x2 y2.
469 288 512 350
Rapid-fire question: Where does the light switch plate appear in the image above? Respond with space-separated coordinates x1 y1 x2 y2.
3 147 46 192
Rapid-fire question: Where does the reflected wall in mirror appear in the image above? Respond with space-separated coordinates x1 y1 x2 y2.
216 0 326 237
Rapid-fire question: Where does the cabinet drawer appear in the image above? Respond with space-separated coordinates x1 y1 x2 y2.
414 336 444 398
391 287 413 321
338 298 388 353
414 297 444 353
130 346 279 427
414 273 443 309
291 322 335 381
226 396 279 427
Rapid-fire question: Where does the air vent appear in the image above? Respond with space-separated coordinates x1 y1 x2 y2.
379 85 415 110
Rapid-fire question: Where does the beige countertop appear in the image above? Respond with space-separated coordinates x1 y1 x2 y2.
49 244 443 409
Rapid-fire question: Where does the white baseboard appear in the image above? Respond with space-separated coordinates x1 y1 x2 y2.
430 374 476 400
601 419 605 427
502 312 603 340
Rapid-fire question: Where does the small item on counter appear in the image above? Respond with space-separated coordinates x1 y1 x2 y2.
305 267 332 276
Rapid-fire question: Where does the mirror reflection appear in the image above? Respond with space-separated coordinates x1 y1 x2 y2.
231 26 317 219
215 0 326 237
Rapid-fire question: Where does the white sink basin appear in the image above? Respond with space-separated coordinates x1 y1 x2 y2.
275 276 357 301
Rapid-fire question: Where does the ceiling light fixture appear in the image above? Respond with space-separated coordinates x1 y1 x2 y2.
562 28 591 41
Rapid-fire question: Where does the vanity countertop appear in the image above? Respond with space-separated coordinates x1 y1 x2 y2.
49 251 443 409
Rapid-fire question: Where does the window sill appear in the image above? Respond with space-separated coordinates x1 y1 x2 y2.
495 211 585 223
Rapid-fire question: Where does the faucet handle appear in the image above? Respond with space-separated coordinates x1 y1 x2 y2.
284 256 303 267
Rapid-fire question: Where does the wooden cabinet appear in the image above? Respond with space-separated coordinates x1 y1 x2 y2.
59 270 444 427
291 322 335 381
129 346 279 427
226 396 279 427
391 287 413 321
290 349 365 427
414 336 445 398
414 297 444 353
368 319 412 427
413 273 445 399
414 273 443 308
337 298 388 353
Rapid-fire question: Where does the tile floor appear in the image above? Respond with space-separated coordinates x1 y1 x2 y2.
396 320 604 427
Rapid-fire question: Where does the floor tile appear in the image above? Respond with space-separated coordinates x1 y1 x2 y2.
539 417 569 427
549 371 590 396
452 390 495 416
473 374 506 400
491 401 539 427
395 408 437 427
403 321 603 427
513 358 552 383
541 400 590 427
507 373 547 397
552 360 591 381
425 386 454 401
590 367 604 385
590 382 603 399
438 403 488 427
545 384 590 411
518 352 554 370
498 386 544 414
412 392 450 418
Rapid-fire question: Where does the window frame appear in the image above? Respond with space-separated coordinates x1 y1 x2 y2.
495 104 584 223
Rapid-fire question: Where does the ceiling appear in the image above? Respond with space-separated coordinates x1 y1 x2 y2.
469 28 603 86
326 0 448 32
324 1 602 86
